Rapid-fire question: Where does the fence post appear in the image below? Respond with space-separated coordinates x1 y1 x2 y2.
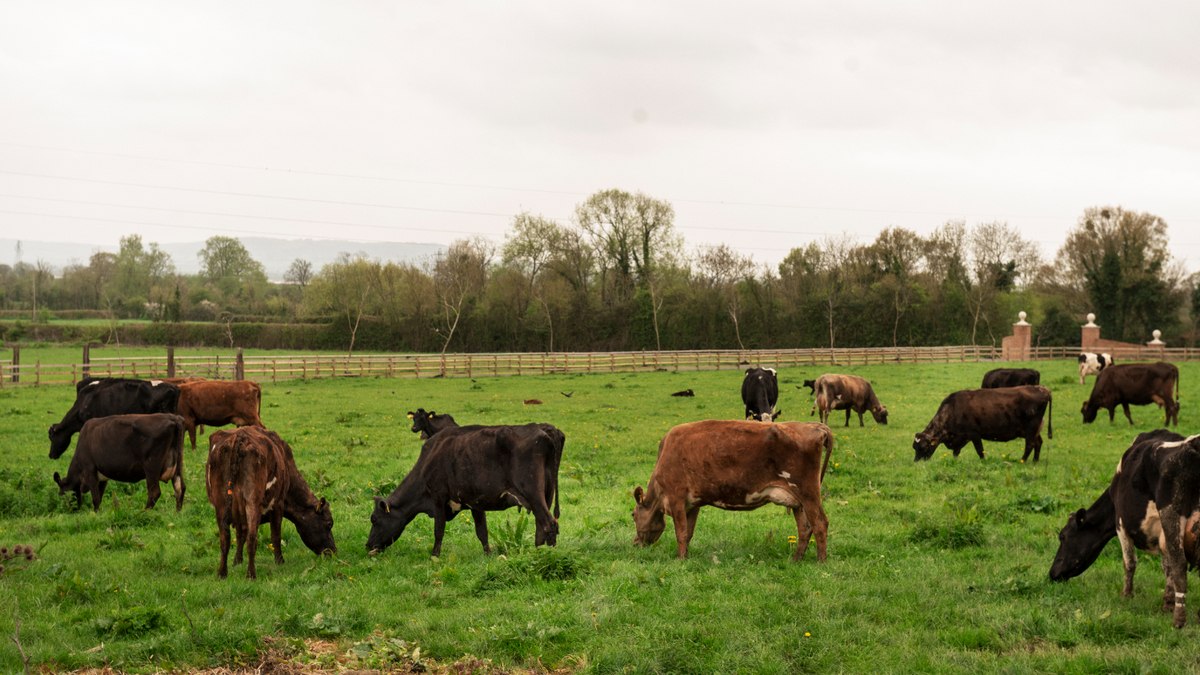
83 343 91 379
236 349 245 380
167 346 175 378
10 343 18 384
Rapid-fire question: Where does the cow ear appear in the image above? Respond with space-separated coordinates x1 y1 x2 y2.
429 411 437 419
772 409 782 420
318 497 328 512
406 412 415 419
633 486 644 504
1073 508 1087 525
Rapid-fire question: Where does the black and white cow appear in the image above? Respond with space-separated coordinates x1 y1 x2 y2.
49 378 181 459
1050 430 1200 628
741 367 780 422
1078 352 1114 385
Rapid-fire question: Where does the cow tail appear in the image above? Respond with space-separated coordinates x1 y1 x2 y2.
221 437 244 516
1047 393 1053 440
819 428 834 484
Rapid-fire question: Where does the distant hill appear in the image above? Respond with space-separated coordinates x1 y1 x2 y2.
0 237 447 281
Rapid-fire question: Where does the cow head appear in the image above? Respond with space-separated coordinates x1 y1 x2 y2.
801 379 816 394
912 432 939 461
366 496 412 553
48 423 75 459
631 486 665 546
291 497 336 556
871 405 889 425
1049 507 1109 581
1080 400 1099 424
747 409 782 422
408 409 433 438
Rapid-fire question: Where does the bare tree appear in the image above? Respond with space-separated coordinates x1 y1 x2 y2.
432 239 492 359
697 244 755 349
965 221 1040 345
575 189 680 303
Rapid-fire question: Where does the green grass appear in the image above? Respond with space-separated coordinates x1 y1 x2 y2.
2 361 1200 672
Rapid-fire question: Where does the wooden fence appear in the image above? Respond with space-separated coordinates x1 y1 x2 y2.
2 344 1199 387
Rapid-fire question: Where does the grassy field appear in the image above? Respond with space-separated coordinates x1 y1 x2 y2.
2 360 1198 673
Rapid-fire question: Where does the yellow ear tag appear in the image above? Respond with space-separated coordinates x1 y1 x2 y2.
383 502 391 513
407 413 414 419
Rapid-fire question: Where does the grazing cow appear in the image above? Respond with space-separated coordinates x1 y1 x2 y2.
367 421 564 556
800 379 817 394
813 374 889 427
1079 352 1114 385
741 367 780 422
408 408 459 439
177 380 263 449
1081 362 1180 427
632 420 832 561
49 378 180 459
205 426 335 579
913 385 1053 462
1050 430 1200 628
53 413 187 512
981 368 1041 389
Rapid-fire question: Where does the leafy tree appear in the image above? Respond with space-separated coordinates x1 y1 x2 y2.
575 189 680 304
284 258 314 288
304 253 380 356
1056 206 1183 341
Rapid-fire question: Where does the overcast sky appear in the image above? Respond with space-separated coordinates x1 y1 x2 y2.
2 1 1198 274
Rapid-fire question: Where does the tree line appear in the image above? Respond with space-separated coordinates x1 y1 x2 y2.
2 192 1197 352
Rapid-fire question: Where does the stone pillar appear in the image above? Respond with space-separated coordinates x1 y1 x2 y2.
1147 329 1165 346
1081 313 1100 351
1002 311 1032 360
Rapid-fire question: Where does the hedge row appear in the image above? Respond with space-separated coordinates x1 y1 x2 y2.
0 320 404 352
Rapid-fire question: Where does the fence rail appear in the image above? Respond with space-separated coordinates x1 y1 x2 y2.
3 345 1199 387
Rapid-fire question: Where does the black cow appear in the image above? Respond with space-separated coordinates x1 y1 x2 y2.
53 413 186 512
741 367 780 422
1082 362 1180 427
981 368 1041 389
367 422 564 556
407 408 459 439
913 385 1053 462
1050 430 1200 628
49 378 180 459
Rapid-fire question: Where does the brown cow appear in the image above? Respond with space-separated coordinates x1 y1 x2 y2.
53 413 187 512
813 374 888 427
1081 362 1180 427
205 426 335 579
632 420 832 561
914 385 1053 462
178 380 263 449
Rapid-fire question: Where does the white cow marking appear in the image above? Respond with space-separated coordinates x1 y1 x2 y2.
745 486 799 508
778 471 791 479
1158 434 1200 449
150 379 163 386
1141 501 1164 553
87 380 100 388
265 477 277 491
449 500 463 513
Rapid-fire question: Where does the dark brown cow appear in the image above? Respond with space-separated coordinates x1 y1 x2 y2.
53 413 186 512
205 426 335 579
1082 362 1180 427
1050 430 1200 628
814 374 888 427
407 408 459 439
913 385 1053 462
367 421 564 556
632 420 832 561
178 380 263 449
981 368 1041 389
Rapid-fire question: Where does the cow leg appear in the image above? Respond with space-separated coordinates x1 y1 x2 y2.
857 410 865 427
270 512 285 564
1161 509 1189 628
186 421 198 450
144 473 162 510
91 479 107 512
684 507 701 545
244 507 261 580
1160 556 1176 611
795 497 829 562
470 509 491 554
1108 407 1116 423
431 506 447 557
234 522 246 565
1121 403 1134 425
217 520 231 578
844 409 851 427
1117 526 1137 597
173 475 185 512
972 439 986 459
670 502 692 559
